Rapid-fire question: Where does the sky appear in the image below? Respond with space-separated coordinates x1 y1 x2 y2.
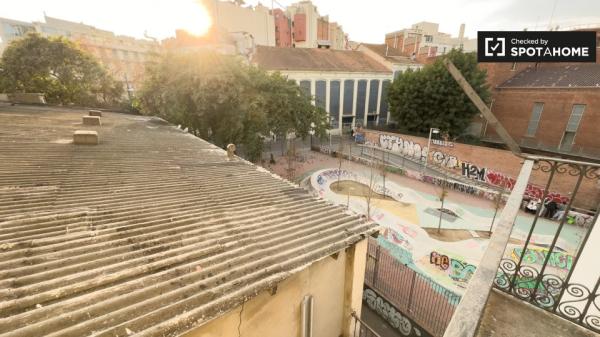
1 0 599 42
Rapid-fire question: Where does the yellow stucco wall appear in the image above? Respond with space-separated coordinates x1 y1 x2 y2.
184 239 368 337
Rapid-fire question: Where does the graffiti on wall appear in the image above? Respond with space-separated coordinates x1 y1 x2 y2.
431 151 460 169
459 164 570 203
379 134 428 162
374 132 571 203
432 139 454 147
511 247 574 271
430 251 477 287
485 170 569 203
461 163 486 182
363 286 432 337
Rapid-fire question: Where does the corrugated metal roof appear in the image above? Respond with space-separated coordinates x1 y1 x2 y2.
0 105 377 337
253 46 392 73
500 64 600 88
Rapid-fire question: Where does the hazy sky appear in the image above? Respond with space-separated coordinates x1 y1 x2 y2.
1 0 599 42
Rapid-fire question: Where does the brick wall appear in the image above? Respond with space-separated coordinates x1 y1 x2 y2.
361 129 600 209
487 88 600 157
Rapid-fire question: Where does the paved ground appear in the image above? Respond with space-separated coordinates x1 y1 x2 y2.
360 304 402 337
263 148 496 211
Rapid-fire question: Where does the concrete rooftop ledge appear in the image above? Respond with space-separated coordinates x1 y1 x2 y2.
476 289 598 337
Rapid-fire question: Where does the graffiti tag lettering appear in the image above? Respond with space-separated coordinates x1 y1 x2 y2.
461 163 486 181
379 134 428 162
363 287 429 337
430 251 477 287
511 248 574 271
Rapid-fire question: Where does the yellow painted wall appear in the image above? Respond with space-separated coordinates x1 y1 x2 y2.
184 239 368 337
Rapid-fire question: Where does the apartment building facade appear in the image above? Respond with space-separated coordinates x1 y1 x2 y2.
0 15 158 93
385 21 476 58
203 0 276 47
273 1 346 50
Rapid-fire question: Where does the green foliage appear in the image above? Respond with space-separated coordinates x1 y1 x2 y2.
138 50 328 162
387 49 491 136
0 33 123 106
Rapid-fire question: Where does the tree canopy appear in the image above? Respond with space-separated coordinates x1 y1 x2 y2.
138 50 329 162
0 33 123 106
387 49 490 136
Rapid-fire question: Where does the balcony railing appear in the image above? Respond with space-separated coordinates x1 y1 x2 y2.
444 155 600 336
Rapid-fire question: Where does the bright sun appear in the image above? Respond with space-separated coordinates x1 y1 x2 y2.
175 0 213 36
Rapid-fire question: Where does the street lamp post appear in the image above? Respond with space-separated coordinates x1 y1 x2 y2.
423 127 440 173
309 122 315 150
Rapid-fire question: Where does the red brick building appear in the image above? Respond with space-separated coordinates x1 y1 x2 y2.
480 30 600 161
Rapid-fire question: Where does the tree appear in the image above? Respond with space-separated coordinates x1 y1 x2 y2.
387 49 491 136
0 33 123 106
138 50 328 162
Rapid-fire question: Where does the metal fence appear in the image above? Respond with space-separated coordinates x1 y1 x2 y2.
350 312 383 337
493 156 600 334
365 239 461 337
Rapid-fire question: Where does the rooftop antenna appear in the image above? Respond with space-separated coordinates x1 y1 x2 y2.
548 0 559 30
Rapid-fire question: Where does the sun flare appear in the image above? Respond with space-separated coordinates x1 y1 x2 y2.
174 0 213 36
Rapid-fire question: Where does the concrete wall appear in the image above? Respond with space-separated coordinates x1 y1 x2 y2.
184 239 368 337
361 129 600 209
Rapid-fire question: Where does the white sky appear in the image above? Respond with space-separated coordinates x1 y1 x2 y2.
1 0 599 42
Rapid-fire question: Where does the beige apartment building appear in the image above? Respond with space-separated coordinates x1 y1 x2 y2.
202 0 276 47
0 15 158 94
385 21 476 57
276 1 347 50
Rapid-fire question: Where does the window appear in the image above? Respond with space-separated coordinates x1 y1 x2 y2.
299 80 311 97
379 80 391 123
329 80 340 125
368 80 379 114
355 80 367 125
425 35 433 42
526 102 544 137
343 79 354 115
315 80 326 110
560 104 586 152
393 70 402 80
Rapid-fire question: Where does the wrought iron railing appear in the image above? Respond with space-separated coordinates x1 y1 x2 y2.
493 155 600 333
444 155 600 336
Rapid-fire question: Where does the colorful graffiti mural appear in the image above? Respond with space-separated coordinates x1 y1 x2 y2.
429 251 477 287
374 131 571 203
462 167 570 204
511 247 574 271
